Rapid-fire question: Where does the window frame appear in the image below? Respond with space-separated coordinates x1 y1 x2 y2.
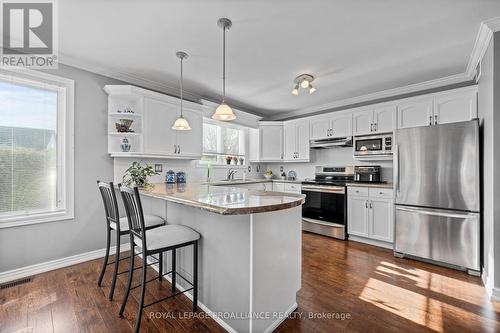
200 117 248 167
0 68 74 229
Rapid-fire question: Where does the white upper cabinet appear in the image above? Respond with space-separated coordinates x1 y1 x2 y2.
373 105 396 133
284 119 310 162
105 85 203 159
397 98 433 129
330 114 352 138
173 107 202 157
143 97 178 155
296 121 310 161
283 122 296 161
397 86 477 129
310 116 331 140
143 97 202 158
251 122 283 162
433 89 477 125
352 109 372 136
310 113 352 140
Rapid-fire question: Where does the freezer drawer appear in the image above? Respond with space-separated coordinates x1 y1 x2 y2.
394 205 480 271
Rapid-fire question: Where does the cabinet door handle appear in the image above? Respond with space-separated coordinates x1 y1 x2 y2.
177 145 181 154
374 123 377 132
174 144 177 154
365 200 368 208
434 114 438 125
369 201 373 208
429 115 433 126
370 123 373 132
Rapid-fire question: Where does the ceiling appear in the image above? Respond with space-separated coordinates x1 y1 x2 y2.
60 0 500 119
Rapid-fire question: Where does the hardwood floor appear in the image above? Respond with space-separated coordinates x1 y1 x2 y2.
1 232 499 333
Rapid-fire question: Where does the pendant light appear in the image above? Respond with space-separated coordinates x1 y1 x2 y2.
172 51 192 130
212 18 236 121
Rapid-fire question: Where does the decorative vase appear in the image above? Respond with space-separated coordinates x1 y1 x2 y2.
165 170 176 184
120 137 131 152
176 171 186 183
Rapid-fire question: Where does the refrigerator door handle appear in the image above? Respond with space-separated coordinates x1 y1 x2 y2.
395 206 477 218
393 144 399 197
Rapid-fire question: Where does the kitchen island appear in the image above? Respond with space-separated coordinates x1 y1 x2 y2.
138 183 305 333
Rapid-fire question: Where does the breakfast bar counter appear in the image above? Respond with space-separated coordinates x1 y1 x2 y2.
139 182 305 215
138 182 304 333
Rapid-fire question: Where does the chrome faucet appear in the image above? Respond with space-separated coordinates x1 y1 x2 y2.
226 168 237 181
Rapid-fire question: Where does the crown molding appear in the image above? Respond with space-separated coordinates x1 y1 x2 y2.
59 53 205 104
465 17 500 79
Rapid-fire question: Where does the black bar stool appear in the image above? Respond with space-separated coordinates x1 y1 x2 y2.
118 185 200 333
97 181 166 301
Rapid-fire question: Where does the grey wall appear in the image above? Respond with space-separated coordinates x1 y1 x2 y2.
0 64 125 272
493 33 500 290
478 36 495 289
477 31 500 293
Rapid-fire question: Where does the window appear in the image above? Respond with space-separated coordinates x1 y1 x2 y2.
201 119 246 165
0 70 74 228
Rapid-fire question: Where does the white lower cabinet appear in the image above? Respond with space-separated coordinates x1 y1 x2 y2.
273 182 285 192
347 187 394 245
347 196 369 236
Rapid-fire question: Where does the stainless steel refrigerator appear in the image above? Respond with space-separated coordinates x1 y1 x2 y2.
393 120 480 274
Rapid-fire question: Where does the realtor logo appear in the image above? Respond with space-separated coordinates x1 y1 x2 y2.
1 0 58 68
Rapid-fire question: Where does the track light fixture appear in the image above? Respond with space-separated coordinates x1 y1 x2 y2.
292 74 316 95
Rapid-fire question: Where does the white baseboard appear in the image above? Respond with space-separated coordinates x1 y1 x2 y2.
263 302 298 333
492 288 500 302
0 243 130 284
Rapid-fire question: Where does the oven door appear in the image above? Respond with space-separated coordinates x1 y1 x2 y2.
354 137 384 156
301 185 346 225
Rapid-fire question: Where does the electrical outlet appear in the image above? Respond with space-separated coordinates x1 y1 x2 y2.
248 166 251 172
154 164 163 173
280 166 284 172
256 164 261 172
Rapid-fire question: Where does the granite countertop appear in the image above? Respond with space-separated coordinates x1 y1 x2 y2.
346 182 394 189
139 182 305 215
208 178 303 186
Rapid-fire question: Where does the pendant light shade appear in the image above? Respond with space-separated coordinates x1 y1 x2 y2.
172 51 192 131
212 18 236 121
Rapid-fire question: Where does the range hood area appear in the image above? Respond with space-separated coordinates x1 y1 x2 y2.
310 136 353 148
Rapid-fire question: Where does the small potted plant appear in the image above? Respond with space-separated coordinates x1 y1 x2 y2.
225 156 232 165
264 169 273 180
122 162 158 188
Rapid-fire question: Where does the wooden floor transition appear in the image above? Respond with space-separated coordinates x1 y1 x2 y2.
1 232 499 333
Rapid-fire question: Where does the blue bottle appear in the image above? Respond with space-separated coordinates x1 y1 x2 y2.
165 170 176 184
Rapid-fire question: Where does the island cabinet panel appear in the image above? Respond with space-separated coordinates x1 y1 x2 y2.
143 97 178 155
139 187 303 333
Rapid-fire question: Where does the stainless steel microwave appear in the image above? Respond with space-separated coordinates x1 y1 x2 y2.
353 134 393 158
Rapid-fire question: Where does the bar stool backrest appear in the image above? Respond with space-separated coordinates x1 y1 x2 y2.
119 185 147 247
97 180 120 228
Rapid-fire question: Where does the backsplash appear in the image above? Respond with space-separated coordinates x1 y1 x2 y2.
265 147 393 182
113 158 265 184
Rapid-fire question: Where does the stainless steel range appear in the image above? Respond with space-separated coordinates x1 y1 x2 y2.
301 166 354 239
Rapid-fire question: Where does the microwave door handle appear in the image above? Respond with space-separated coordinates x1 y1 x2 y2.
393 144 399 196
